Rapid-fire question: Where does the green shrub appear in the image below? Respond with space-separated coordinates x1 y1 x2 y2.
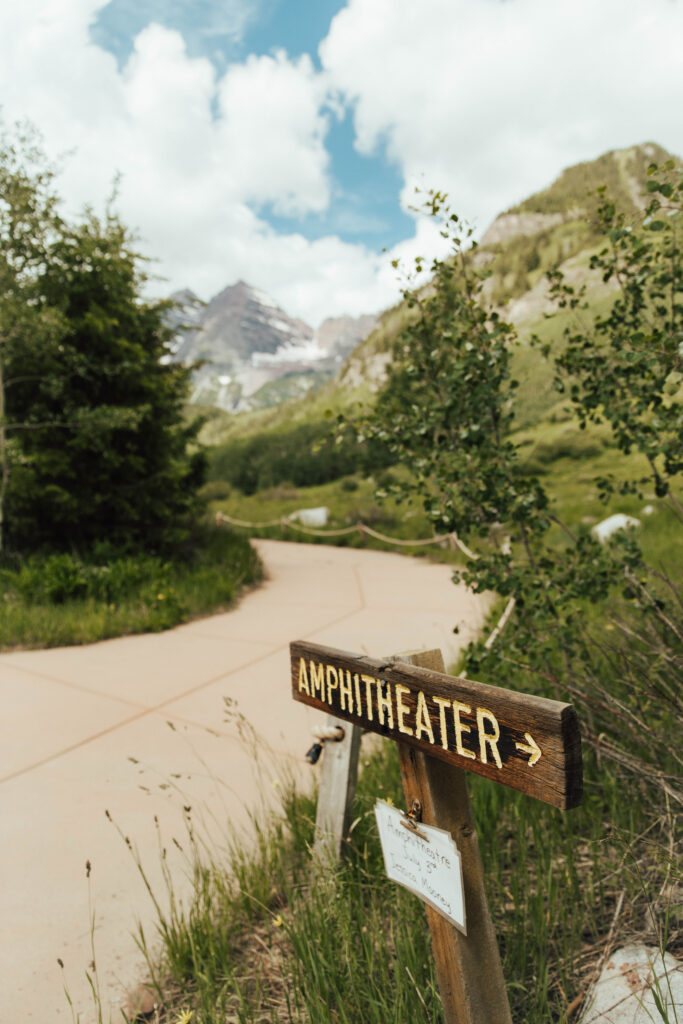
521 428 607 473
208 420 394 495
349 502 396 526
198 480 232 502
92 557 169 603
0 527 261 649
22 554 90 604
3 552 172 606
376 470 397 489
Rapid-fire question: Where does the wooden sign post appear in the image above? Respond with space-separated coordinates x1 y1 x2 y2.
311 712 362 864
290 639 582 1024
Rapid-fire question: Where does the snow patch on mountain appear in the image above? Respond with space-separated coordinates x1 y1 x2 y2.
166 283 376 412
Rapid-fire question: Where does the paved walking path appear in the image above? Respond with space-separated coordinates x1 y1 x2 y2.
0 540 490 1022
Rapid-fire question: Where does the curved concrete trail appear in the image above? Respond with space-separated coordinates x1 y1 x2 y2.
0 540 490 1022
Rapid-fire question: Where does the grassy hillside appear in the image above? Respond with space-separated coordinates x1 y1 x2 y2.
507 141 671 217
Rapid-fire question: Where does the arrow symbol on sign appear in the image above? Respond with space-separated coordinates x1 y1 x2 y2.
515 733 542 766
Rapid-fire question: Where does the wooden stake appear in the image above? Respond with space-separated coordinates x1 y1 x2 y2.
313 712 362 862
396 649 512 1024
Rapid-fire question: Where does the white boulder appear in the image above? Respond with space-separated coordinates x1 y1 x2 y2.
288 507 329 528
579 944 682 1023
591 514 641 544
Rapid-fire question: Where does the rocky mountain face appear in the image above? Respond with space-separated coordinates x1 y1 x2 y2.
315 313 377 356
166 281 376 412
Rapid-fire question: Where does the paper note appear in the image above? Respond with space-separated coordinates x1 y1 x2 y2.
374 800 466 933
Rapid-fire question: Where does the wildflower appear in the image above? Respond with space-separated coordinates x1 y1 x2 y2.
273 914 284 928
175 1010 193 1024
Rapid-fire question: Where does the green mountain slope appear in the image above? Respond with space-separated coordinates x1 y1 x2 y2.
198 141 679 451
506 141 670 217
338 142 679 427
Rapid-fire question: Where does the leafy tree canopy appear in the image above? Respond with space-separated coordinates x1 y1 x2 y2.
549 163 682 500
345 171 681 805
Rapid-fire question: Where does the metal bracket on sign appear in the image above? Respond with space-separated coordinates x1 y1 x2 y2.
305 724 345 764
400 799 430 842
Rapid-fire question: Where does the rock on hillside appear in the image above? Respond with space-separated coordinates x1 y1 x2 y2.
316 314 378 359
480 211 565 247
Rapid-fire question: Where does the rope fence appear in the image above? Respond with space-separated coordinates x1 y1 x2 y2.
215 511 517 655
215 510 480 559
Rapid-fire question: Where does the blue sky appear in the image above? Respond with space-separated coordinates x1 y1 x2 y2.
1 0 681 325
90 0 413 251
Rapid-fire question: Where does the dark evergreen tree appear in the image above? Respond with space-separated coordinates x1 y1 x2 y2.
1 125 205 554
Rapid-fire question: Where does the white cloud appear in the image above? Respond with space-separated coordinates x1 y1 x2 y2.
1 0 681 328
321 0 683 234
122 25 216 166
0 2 387 325
216 50 331 216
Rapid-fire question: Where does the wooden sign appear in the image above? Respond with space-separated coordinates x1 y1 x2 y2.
290 640 582 810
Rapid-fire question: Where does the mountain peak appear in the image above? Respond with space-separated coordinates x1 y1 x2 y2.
198 281 313 361
166 279 377 412
507 142 675 219
482 142 678 247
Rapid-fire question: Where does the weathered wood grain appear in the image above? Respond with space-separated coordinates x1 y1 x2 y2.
397 649 512 1024
313 713 362 863
290 640 582 810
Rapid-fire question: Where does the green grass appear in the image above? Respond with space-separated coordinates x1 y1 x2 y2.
104 717 679 1024
0 525 261 651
